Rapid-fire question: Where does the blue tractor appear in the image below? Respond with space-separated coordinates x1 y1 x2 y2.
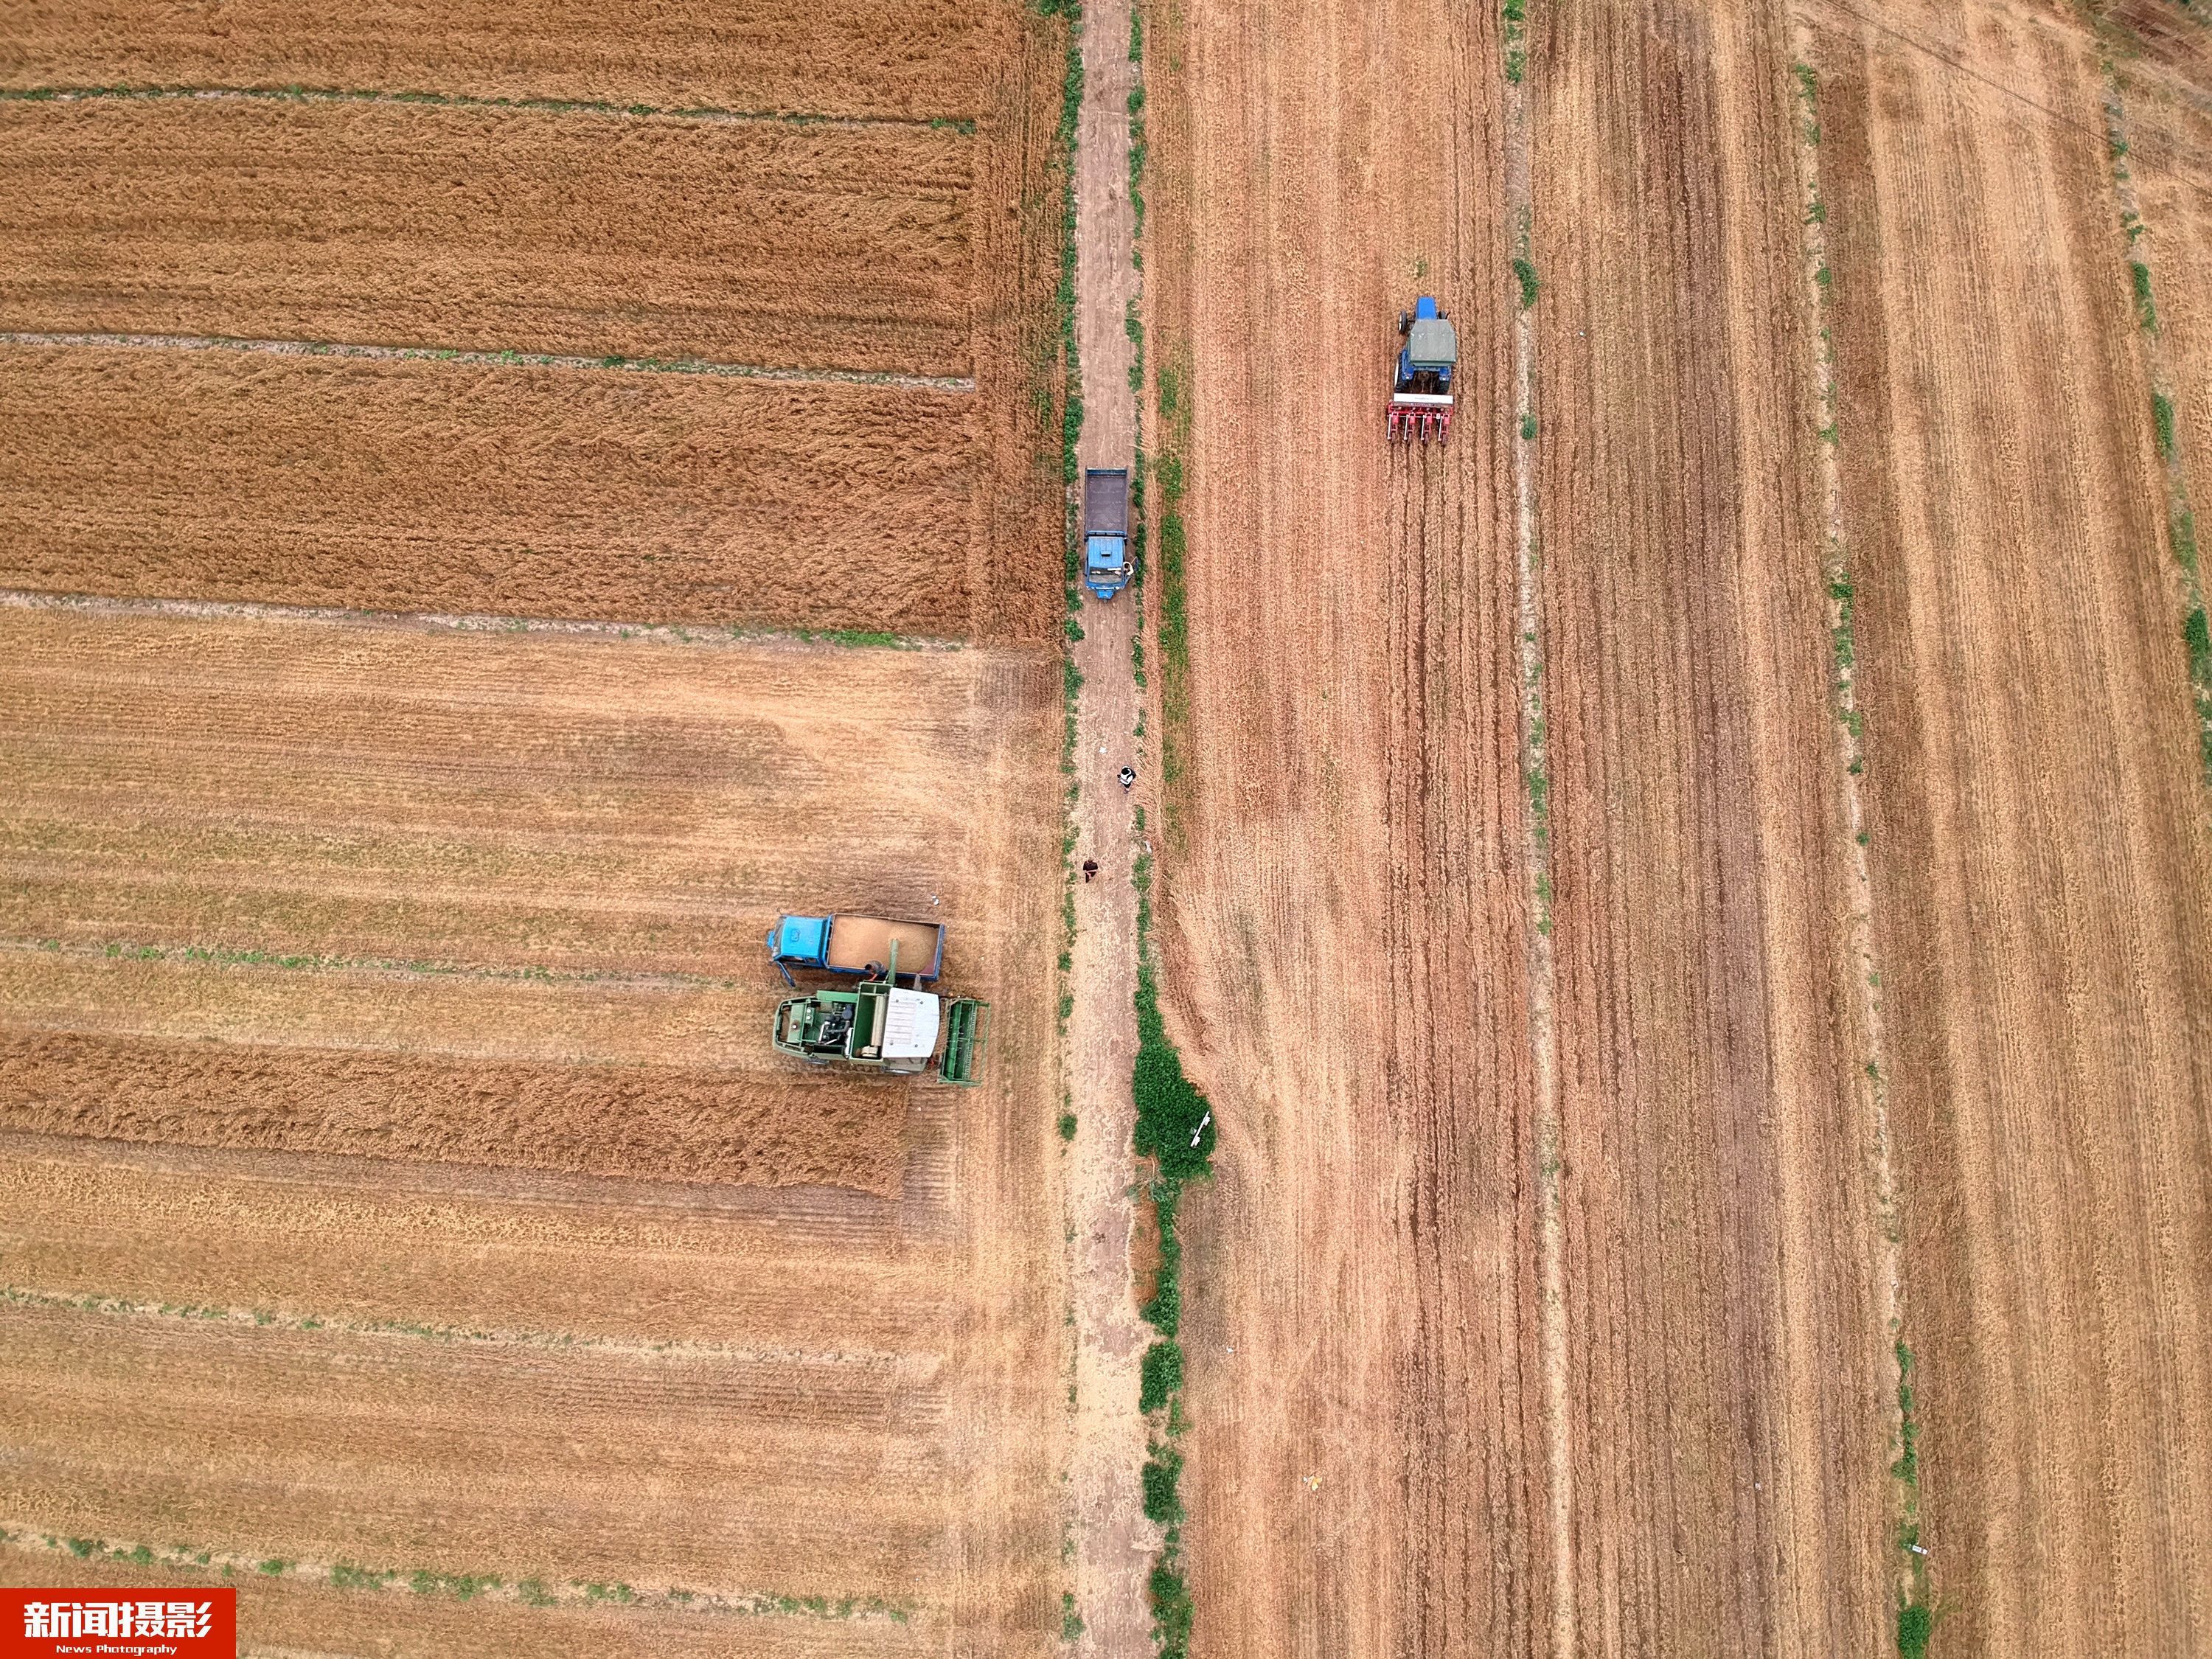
1389 296 1457 443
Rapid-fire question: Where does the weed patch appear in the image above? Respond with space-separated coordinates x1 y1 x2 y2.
2131 260 2159 331
1144 1180 1183 1332
1150 1562 1194 1659
1139 1339 1185 1411
1141 1444 1185 1526
1512 256 1540 310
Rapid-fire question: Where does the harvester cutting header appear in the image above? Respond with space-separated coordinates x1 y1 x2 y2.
1389 296 1457 443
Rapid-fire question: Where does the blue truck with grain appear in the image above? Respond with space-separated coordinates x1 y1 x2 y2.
1082 467 1130 600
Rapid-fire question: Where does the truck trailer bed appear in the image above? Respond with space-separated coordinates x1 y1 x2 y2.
825 916 945 978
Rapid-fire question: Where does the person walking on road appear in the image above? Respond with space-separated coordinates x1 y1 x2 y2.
1082 858 1099 883
1118 765 1136 791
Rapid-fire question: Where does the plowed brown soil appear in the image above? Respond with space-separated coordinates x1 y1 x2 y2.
1816 3 2212 1650
0 348 984 632
1145 0 1545 1652
1148 0 2211 1652
0 0 995 120
1532 4 1891 1652
0 100 973 375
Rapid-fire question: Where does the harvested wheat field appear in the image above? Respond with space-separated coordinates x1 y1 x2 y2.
1143 0 1545 1652
0 0 1080 1652
1812 1 2212 1651
0 601 1068 1653
1143 0 2212 1653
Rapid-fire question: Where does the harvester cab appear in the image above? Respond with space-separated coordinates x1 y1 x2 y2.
1390 296 1457 444
768 936 990 1085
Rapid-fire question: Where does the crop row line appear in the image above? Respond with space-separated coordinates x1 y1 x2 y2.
0 1524 919 1624
0 1284 909 1370
0 586 964 651
1498 14 1575 1659
0 83 978 134
2101 72 2212 789
0 330 976 393
1 935 753 993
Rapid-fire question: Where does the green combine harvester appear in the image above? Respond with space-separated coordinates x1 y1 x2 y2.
767 915 990 1086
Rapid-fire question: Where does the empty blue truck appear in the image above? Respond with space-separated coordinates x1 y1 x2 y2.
1083 467 1130 600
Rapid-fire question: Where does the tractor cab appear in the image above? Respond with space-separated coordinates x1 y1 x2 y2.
1390 295 1457 443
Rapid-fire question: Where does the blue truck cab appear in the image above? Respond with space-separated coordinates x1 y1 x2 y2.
1082 467 1131 600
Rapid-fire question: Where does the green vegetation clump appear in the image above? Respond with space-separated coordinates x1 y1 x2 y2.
1144 1183 1182 1332
2153 391 2177 460
1149 1561 1194 1659
1133 969 1214 1177
1141 1444 1185 1525
2131 260 2158 331
1139 1340 1184 1411
1896 1599 1933 1658
1512 257 1540 310
1502 0 1528 84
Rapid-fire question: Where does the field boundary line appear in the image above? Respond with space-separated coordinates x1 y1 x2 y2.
0 1525 922 1625
1502 23 1574 1659
0 587 970 651
1788 45 1924 1649
0 1284 909 1369
0 330 976 393
0 83 978 133
2098 66 2212 790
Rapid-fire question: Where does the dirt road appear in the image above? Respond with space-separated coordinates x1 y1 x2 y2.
1062 0 1152 1652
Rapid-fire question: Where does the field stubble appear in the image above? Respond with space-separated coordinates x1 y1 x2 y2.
1816 2 2212 1651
